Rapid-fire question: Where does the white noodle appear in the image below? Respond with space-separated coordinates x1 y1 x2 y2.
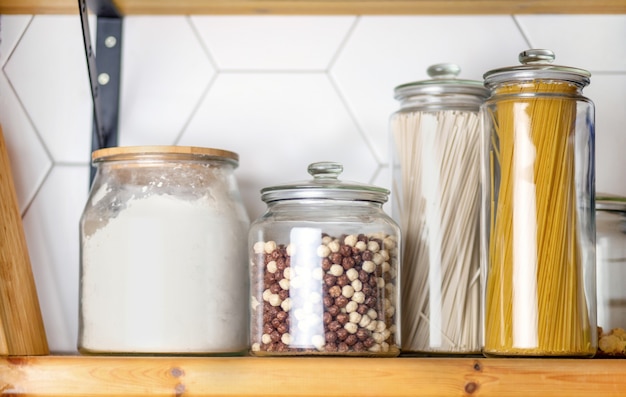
392 109 481 353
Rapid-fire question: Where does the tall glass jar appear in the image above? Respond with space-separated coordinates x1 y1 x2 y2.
249 162 400 356
596 194 626 357
79 146 250 355
390 64 488 354
481 49 596 357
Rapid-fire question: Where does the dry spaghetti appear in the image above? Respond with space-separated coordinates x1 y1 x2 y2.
483 80 595 356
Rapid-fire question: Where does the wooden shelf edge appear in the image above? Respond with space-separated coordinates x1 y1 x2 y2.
2 355 626 396
1 0 626 15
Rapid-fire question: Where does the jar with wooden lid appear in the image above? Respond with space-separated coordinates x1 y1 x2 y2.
249 162 401 356
481 49 597 357
391 63 488 355
79 146 250 355
596 194 626 357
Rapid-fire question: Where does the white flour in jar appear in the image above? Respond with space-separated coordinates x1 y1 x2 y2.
80 192 249 354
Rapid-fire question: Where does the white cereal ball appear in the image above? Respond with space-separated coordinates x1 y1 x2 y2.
346 268 359 282
351 279 363 292
311 334 326 350
367 308 378 320
348 312 362 324
345 301 358 313
342 285 355 298
267 261 278 273
382 262 391 273
329 264 344 277
381 342 390 352
362 261 376 273
253 241 266 254
317 244 331 258
372 252 384 265
281 298 292 312
380 249 390 262
322 235 333 245
377 277 385 288
344 322 358 334
264 241 277 254
376 321 387 333
358 314 371 328
368 343 382 353
352 291 365 304
367 240 380 253
386 306 396 318
283 267 292 280
269 294 282 307
366 320 378 331
261 334 272 344
281 333 292 345
262 289 272 302
251 343 261 352
279 278 290 290
251 296 260 310
355 241 367 252
383 236 396 250
344 234 358 247
286 243 296 257
328 240 340 253
372 332 385 344
311 267 325 281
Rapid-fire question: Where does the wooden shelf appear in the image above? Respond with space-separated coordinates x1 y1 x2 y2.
1 0 626 15
1 355 626 396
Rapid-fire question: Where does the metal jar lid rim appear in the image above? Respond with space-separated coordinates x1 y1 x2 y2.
394 63 489 100
483 49 591 88
92 145 239 164
261 162 389 204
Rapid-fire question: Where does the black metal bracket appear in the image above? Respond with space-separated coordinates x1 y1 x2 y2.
78 0 123 182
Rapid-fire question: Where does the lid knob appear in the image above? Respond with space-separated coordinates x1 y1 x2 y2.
427 63 461 79
308 162 343 180
519 49 555 65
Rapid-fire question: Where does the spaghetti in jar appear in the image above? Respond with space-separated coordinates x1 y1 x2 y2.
481 49 597 357
390 63 488 355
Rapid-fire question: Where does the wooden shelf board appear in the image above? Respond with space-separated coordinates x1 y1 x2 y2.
1 0 626 15
2 355 626 396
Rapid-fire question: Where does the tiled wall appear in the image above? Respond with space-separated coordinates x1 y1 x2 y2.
1 13 625 353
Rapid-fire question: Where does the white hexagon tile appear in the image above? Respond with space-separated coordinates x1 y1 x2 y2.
117 16 216 146
4 15 93 164
189 15 355 70
0 15 51 213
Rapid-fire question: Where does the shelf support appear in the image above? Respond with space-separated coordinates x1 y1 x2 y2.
78 0 122 181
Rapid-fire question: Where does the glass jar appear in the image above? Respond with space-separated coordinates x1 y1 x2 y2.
481 49 596 357
79 146 250 355
390 63 488 354
249 162 400 356
596 194 626 357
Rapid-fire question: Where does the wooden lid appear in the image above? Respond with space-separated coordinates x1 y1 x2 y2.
92 145 238 163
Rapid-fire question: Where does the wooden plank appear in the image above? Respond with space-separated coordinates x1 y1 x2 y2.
0 0 625 15
2 356 626 396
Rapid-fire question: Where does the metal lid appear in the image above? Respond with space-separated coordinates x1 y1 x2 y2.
394 63 489 100
596 193 626 212
260 162 389 204
92 145 238 165
483 49 591 89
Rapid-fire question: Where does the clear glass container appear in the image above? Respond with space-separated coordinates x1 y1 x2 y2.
249 162 401 356
79 146 250 355
390 64 488 354
596 194 626 357
481 49 597 357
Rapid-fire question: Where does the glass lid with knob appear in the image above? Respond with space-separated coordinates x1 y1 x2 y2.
260 161 389 204
483 48 591 88
394 63 489 99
